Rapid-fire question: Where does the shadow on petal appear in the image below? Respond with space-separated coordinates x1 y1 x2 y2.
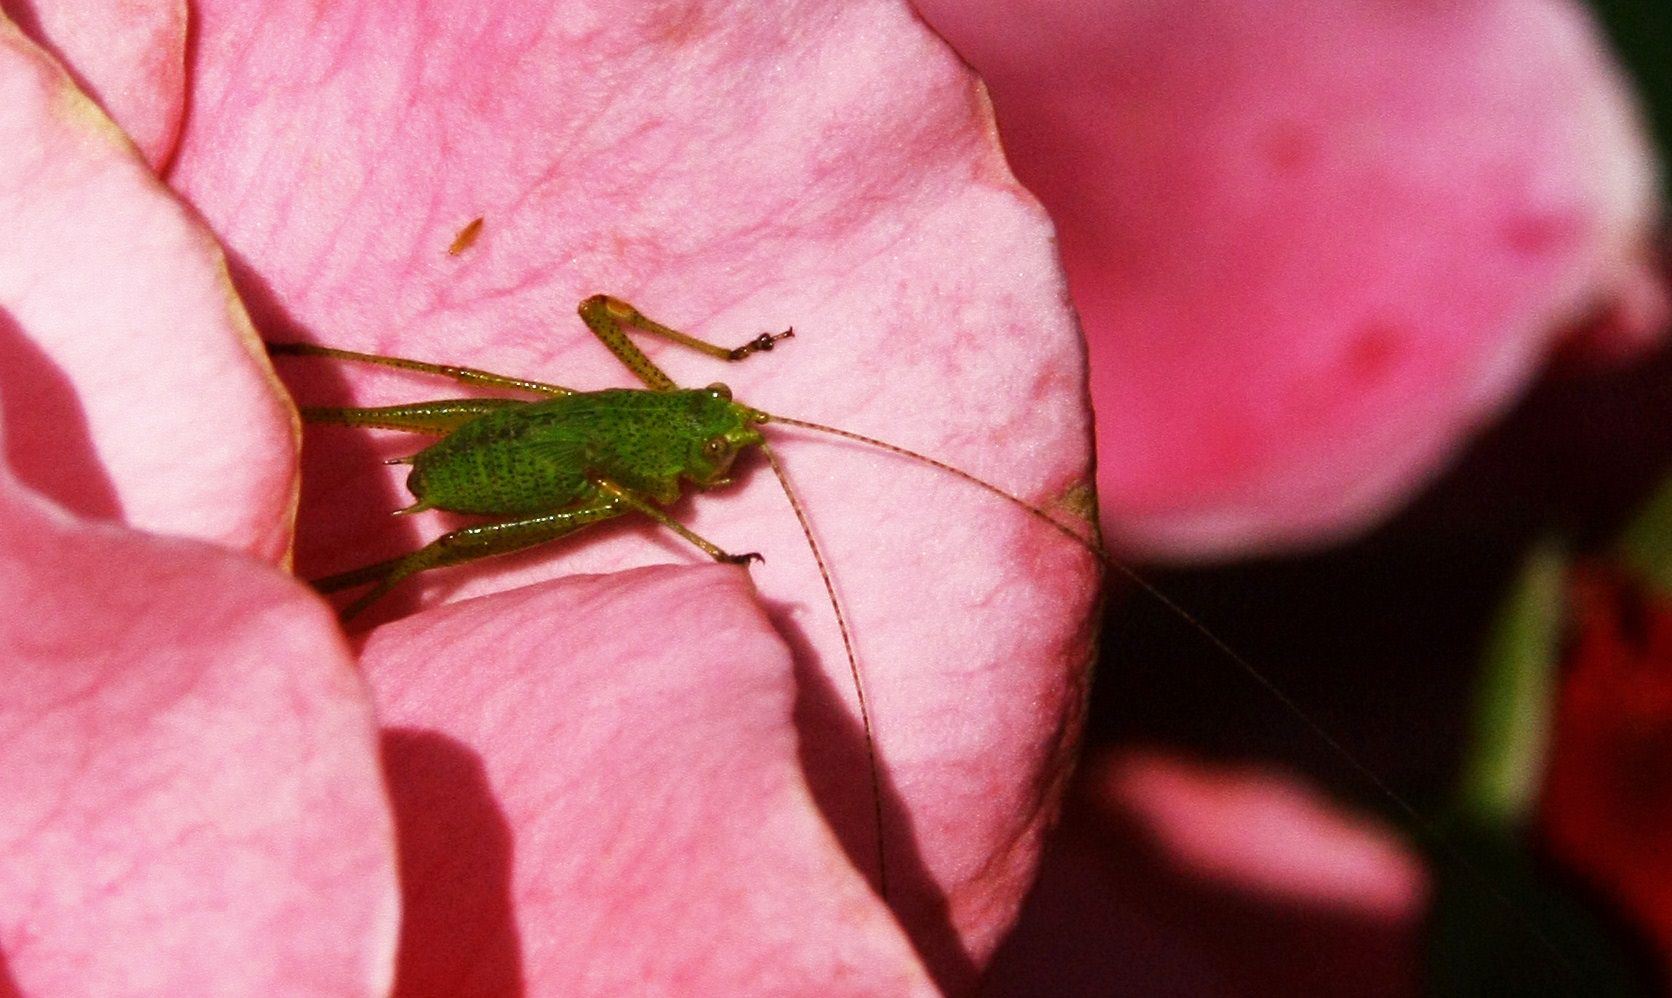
385 727 523 998
0 305 120 520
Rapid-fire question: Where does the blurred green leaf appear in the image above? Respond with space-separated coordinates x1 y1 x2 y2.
1426 545 1659 995
1454 543 1565 829
1616 471 1672 596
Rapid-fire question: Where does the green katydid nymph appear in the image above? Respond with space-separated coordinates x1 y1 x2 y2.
266 294 1105 898
267 296 1590 977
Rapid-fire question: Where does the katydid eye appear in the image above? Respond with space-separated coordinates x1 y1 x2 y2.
704 437 729 461
705 383 732 401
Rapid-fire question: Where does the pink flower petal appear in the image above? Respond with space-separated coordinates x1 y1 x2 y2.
0 469 398 994
4 0 186 167
363 564 939 996
0 16 297 561
984 751 1426 997
1101 752 1425 918
918 0 1664 556
170 0 1099 982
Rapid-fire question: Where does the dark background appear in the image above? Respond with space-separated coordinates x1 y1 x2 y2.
987 2 1672 994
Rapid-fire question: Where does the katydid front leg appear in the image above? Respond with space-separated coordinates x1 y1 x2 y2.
577 295 793 392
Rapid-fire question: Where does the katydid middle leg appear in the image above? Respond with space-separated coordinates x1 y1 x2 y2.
267 341 576 396
299 398 530 435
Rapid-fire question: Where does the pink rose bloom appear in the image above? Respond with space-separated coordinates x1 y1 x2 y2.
0 0 1098 993
2 0 1663 993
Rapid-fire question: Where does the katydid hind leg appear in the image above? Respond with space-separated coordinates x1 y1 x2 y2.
316 475 763 618
318 498 629 619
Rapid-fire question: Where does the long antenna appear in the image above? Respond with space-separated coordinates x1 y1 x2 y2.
764 410 1582 979
765 415 1425 774
757 439 888 898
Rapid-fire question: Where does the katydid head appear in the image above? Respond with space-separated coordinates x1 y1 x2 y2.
682 384 769 489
